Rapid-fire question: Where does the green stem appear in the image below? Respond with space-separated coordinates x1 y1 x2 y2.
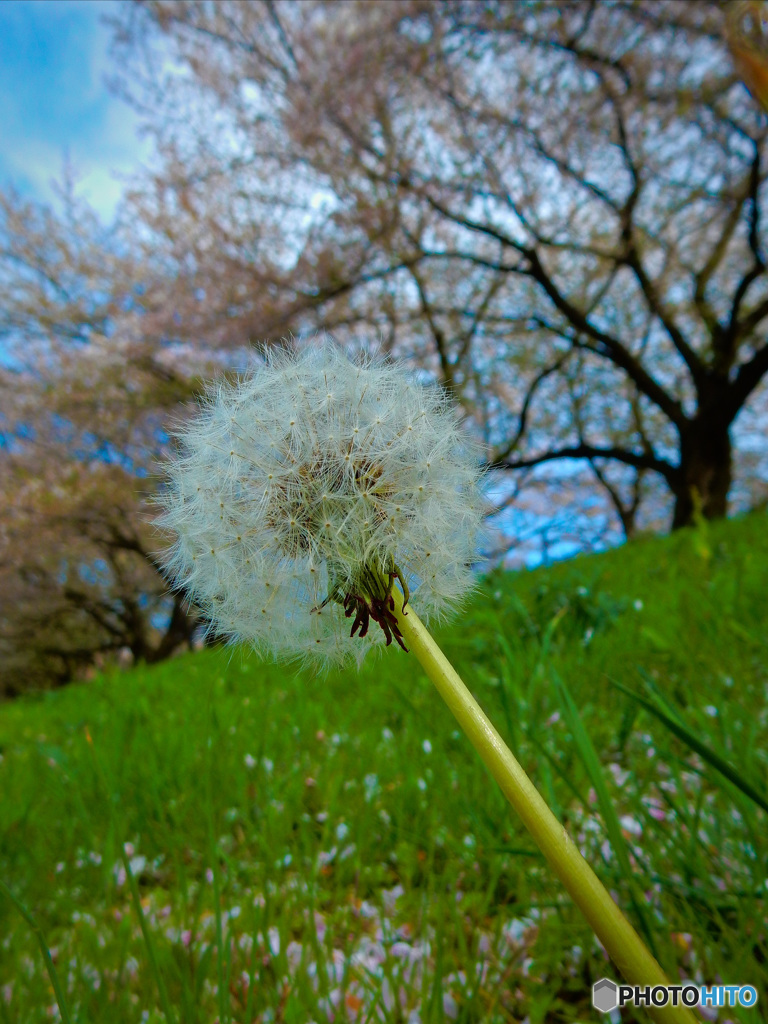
391 587 699 1024
0 879 72 1024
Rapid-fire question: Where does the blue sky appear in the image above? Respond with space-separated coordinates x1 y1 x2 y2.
0 0 149 222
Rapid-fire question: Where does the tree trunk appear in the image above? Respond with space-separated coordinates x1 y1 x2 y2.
146 594 197 663
671 417 732 529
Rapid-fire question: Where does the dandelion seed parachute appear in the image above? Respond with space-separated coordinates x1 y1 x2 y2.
157 339 488 672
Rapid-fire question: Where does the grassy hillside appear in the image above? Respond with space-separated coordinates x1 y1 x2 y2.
1 512 767 1023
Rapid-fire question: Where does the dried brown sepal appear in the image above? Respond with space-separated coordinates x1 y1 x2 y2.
343 589 408 653
312 559 410 652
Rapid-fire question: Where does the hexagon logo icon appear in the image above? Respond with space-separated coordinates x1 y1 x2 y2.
593 978 618 1013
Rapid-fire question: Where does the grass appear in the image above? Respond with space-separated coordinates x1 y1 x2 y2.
1 511 767 1023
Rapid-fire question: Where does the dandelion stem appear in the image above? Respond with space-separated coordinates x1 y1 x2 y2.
391 585 698 1024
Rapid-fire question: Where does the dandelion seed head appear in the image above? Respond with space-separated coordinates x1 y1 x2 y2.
156 339 488 671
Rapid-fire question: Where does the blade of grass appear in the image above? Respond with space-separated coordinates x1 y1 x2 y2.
547 665 659 958
428 909 447 1024
609 675 768 815
205 697 231 1024
85 722 187 1021
0 879 73 1024
522 729 591 811
123 852 177 1024
534 610 658 950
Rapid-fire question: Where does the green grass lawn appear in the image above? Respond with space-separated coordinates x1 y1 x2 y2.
1 512 767 1023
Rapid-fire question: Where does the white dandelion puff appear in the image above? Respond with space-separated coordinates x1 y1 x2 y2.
155 339 488 671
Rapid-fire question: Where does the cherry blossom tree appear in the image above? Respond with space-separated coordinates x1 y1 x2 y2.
0 180 206 693
2 0 768 689
108 0 768 535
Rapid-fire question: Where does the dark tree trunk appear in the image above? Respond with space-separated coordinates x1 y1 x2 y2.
671 415 732 529
145 594 198 664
